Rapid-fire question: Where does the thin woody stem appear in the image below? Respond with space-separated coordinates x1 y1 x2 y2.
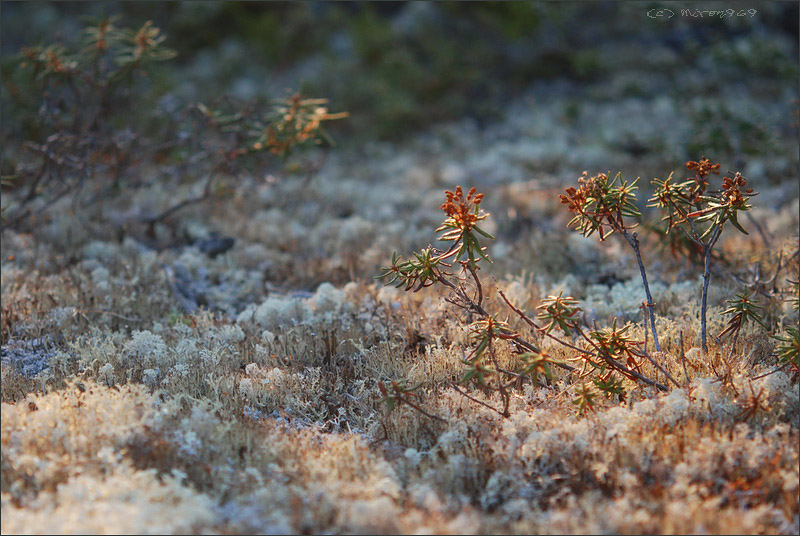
750 362 791 381
700 225 724 352
679 330 690 386
146 173 216 225
497 290 583 372
496 290 582 367
669 199 703 245
622 230 661 352
641 349 681 388
400 396 449 423
498 289 666 390
437 271 576 371
436 272 487 317
466 264 484 308
572 325 669 392
450 383 508 417
700 246 711 352
488 343 510 417
728 327 741 361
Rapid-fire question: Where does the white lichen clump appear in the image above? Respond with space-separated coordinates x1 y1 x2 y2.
124 330 168 365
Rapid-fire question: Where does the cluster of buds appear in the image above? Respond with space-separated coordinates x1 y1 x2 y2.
559 171 641 240
650 158 756 238
437 186 494 267
379 186 494 294
441 186 485 227
685 156 721 196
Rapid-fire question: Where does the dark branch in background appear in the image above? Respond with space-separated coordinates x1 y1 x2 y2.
2 19 346 235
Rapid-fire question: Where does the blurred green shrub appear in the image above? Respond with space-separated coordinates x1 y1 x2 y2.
1 17 345 232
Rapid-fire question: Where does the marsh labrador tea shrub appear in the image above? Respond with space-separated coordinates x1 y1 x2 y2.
650 157 757 352
2 17 346 232
380 186 672 420
380 161 796 419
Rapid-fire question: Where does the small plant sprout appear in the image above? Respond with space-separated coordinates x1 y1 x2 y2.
461 315 519 417
719 291 767 358
376 249 448 292
649 157 757 351
787 278 800 313
587 320 645 377
773 326 799 371
772 277 799 376
560 171 661 352
593 372 627 403
572 382 599 417
537 292 582 334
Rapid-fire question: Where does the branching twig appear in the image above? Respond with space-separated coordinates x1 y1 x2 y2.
641 349 681 388
399 396 449 423
750 362 791 381
679 330 690 386
144 174 217 225
572 324 669 392
450 383 508 418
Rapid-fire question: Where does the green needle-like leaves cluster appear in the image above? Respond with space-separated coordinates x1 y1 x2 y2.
461 315 518 384
648 159 756 241
719 291 767 340
376 249 446 292
537 292 582 334
773 326 799 368
587 320 644 375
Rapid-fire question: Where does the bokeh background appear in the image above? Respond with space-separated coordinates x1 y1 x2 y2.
3 1 798 148
2 0 798 287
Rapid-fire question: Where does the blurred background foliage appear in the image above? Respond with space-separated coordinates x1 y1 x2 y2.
2 1 798 149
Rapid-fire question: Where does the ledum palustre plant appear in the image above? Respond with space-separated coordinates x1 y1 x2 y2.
378 186 671 420
3 18 177 229
649 157 757 351
3 17 347 231
197 92 349 160
559 171 662 352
